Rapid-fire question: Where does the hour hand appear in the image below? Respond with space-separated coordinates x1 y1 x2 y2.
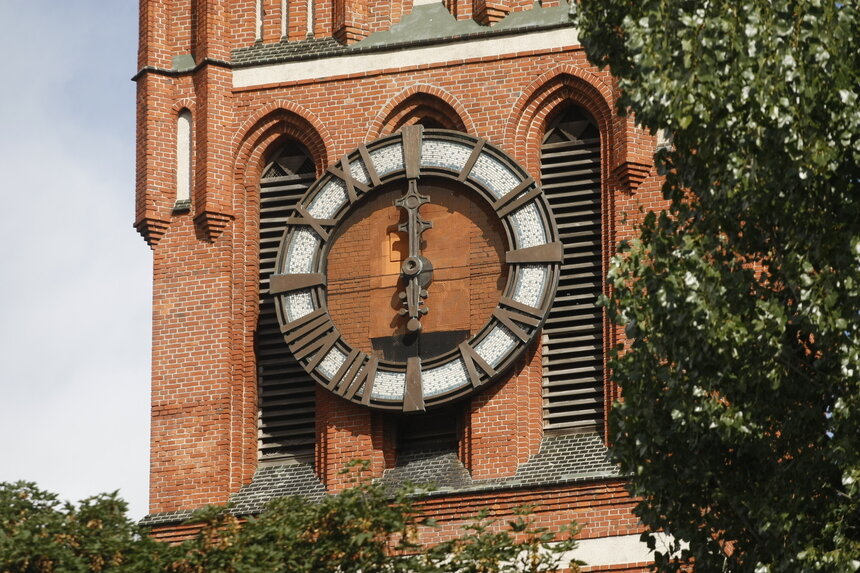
397 217 432 242
394 181 433 252
395 180 433 331
398 256 432 331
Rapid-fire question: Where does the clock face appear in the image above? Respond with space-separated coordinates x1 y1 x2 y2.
271 127 561 412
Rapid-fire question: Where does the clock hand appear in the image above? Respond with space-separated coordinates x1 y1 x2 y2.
395 179 433 332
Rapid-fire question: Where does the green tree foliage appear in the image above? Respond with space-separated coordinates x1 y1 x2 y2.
573 0 859 570
0 474 579 573
0 482 164 573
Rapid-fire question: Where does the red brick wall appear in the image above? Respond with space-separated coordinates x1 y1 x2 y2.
137 0 667 545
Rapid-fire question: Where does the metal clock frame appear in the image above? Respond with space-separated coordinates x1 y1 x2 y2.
271 127 561 413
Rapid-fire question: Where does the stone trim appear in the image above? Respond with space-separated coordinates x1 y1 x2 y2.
233 26 578 88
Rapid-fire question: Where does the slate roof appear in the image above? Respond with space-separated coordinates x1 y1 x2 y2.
228 462 327 515
139 463 326 527
512 432 620 484
379 449 475 494
140 432 619 526
231 1 573 68
379 431 620 495
232 37 347 67
139 508 198 527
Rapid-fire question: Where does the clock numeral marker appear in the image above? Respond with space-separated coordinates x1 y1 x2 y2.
493 297 543 343
505 242 563 264
357 145 382 187
403 356 425 412
459 341 496 388
401 124 423 180
269 272 326 294
337 355 375 401
492 177 539 218
499 296 545 318
458 139 486 181
357 357 379 405
287 205 337 241
326 347 363 393
328 156 371 204
281 308 340 368
305 331 340 371
280 306 327 336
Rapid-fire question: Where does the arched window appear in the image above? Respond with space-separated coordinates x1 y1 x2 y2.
540 106 604 433
257 140 318 463
174 109 192 210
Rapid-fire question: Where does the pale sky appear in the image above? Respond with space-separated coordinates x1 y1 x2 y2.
0 3 152 519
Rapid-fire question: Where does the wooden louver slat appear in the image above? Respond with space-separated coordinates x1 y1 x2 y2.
257 143 317 463
541 109 604 433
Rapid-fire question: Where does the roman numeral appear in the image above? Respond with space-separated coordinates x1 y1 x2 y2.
330 354 376 402
492 297 543 342
286 205 337 241
458 139 485 181
459 341 496 388
324 347 364 394
505 242 563 264
492 177 539 218
281 308 340 369
327 155 371 205
357 357 379 405
357 145 381 186
401 124 423 180
269 272 326 294
403 356 425 412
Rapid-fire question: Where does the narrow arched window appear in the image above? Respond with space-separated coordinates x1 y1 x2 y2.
257 140 318 463
174 109 192 211
255 0 263 41
540 106 604 434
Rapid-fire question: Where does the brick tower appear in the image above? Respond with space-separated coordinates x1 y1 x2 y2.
134 1 664 568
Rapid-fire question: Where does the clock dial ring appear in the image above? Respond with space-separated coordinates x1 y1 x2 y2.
272 128 561 412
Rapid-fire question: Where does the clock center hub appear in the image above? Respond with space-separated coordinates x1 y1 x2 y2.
401 256 423 277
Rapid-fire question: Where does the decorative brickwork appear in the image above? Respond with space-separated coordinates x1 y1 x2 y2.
369 85 472 137
134 212 171 247
612 161 652 193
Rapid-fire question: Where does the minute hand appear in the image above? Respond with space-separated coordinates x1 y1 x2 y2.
395 180 433 332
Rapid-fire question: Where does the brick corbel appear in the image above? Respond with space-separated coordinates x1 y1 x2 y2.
612 161 652 192
333 24 368 44
134 210 171 248
472 0 509 24
471 0 530 25
333 0 369 44
194 207 234 241
610 87 655 192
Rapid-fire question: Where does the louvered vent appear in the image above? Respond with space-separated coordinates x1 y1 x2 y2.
540 108 604 433
258 142 317 463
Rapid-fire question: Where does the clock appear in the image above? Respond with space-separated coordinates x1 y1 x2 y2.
271 126 561 413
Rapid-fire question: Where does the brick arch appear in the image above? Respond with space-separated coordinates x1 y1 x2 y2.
233 101 331 189
504 66 614 178
229 104 332 488
171 98 197 115
506 67 622 446
366 85 475 140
